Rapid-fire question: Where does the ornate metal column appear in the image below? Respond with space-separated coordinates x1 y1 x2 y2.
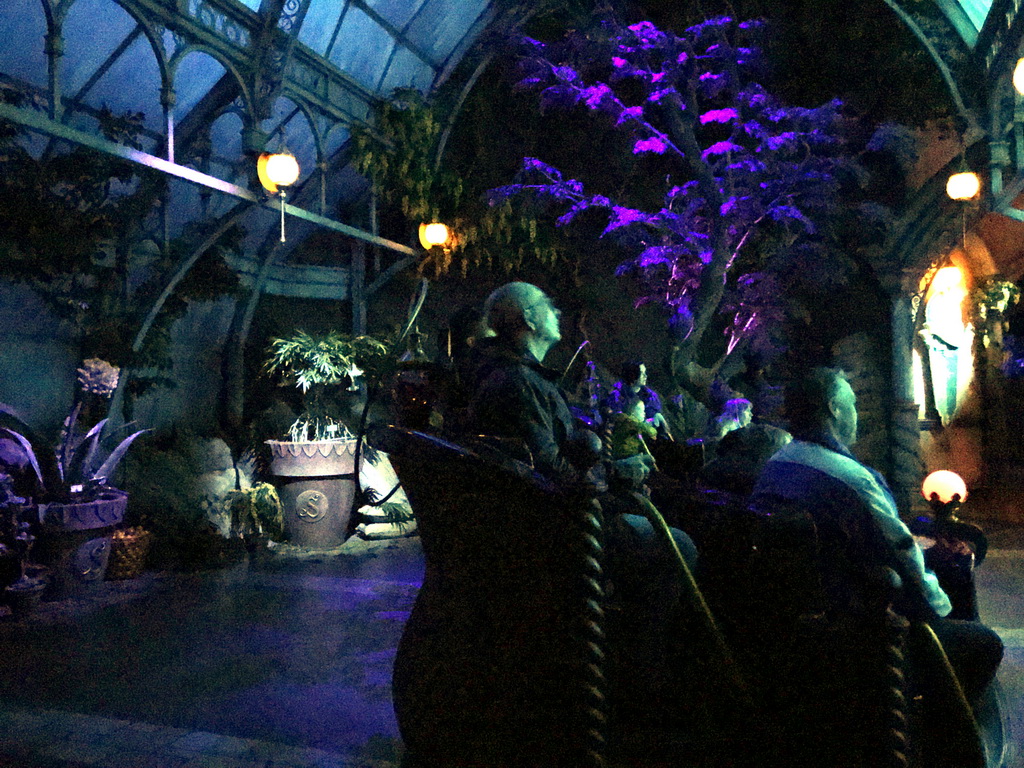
887 270 925 515
161 84 176 164
351 241 366 335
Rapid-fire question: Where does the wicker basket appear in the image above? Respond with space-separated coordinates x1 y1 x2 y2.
106 527 153 580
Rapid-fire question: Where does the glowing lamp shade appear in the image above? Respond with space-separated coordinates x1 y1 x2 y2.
921 470 968 504
257 152 300 194
1014 58 1024 95
946 171 980 200
418 222 450 249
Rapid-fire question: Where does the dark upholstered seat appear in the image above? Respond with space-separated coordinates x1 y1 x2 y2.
725 495 995 768
372 426 609 768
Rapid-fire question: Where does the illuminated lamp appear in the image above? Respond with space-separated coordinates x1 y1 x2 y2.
1014 58 1024 95
418 222 450 250
258 151 300 242
922 470 968 505
946 171 980 201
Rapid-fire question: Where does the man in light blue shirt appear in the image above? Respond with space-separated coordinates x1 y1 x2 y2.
753 367 1002 703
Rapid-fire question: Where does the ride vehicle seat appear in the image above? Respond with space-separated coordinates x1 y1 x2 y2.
373 425 749 768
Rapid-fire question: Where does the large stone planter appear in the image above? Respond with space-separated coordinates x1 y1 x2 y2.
267 439 360 548
35 489 127 598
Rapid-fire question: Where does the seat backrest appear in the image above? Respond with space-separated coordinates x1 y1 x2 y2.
750 493 910 620
742 494 988 768
649 437 705 481
371 425 606 768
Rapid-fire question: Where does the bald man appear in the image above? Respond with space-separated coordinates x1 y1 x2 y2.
469 282 700 721
471 281 648 484
753 367 1003 704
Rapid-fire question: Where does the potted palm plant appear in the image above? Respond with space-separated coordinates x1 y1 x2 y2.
264 331 392 547
0 359 147 596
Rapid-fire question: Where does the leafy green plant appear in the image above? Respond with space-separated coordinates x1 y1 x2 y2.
378 501 415 531
226 482 284 542
265 331 393 441
0 85 243 420
349 87 565 278
121 427 237 571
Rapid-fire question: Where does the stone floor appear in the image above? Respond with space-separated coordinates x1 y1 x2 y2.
0 523 1020 768
0 537 424 768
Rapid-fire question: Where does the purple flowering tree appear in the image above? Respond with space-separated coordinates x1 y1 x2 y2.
491 16 868 384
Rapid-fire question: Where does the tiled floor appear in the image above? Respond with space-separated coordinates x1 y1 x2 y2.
0 525 1021 768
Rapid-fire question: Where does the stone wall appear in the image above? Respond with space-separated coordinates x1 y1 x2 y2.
833 332 891 475
0 282 236 436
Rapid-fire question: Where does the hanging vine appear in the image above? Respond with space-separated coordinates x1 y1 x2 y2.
350 87 567 278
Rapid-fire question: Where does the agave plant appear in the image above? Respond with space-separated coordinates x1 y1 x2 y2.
0 402 148 503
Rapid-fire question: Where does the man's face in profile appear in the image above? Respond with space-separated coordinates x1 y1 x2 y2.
530 292 561 344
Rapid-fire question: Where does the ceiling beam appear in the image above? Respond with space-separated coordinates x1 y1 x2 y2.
0 100 416 256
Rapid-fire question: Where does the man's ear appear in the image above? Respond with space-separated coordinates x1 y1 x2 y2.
522 309 538 333
827 398 842 421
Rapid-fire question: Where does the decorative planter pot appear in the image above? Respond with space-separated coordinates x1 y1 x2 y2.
266 439 361 548
35 489 127 598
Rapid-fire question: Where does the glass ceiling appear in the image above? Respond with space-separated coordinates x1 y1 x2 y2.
0 0 1002 297
933 0 994 46
955 0 993 30
0 0 498 295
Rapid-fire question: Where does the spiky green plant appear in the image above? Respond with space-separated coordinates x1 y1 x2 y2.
0 402 147 503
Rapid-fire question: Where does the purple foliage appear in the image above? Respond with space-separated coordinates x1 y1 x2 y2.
616 106 644 125
687 16 734 36
763 132 800 151
553 66 578 83
493 15 866 365
633 136 668 154
637 246 676 267
556 201 589 227
648 88 678 103
582 83 613 108
523 157 562 179
603 206 652 235
702 140 743 159
769 205 815 232
700 108 739 124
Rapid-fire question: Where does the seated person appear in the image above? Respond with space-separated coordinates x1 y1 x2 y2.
470 283 606 483
705 397 753 441
602 360 672 440
469 282 702 718
567 360 605 431
431 305 491 434
752 367 1003 704
699 423 791 497
608 396 659 462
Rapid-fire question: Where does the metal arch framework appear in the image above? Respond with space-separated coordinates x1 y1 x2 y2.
883 0 984 135
5 0 499 266
877 0 1024 273
0 99 417 252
